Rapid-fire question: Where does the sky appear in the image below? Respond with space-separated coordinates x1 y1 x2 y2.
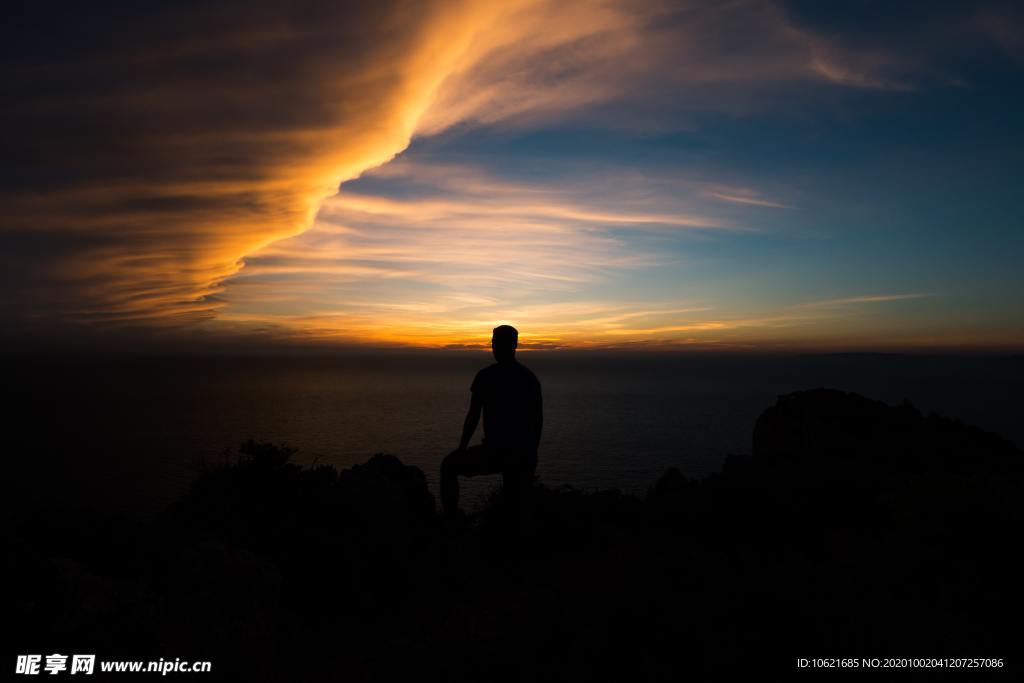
2 0 1023 351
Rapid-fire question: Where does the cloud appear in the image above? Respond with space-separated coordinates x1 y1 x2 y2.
213 156 813 347
416 0 923 134
707 190 793 209
218 161 689 335
1 0 502 331
0 0 1007 343
797 293 931 309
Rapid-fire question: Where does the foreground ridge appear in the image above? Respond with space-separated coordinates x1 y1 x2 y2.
8 390 1022 681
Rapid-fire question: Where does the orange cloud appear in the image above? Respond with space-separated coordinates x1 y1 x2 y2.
0 0 941 339
2 1 509 328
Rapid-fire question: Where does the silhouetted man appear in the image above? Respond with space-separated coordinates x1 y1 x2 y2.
441 325 542 517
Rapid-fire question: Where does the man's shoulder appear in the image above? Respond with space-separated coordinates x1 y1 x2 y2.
471 363 500 390
515 361 541 386
477 362 502 376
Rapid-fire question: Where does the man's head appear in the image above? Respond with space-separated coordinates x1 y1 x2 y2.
491 324 518 361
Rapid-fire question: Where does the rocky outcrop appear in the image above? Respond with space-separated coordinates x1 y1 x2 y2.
753 388 1020 473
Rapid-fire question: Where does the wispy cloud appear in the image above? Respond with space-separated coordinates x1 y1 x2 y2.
707 191 793 209
797 293 931 309
222 163 695 328
213 156 823 347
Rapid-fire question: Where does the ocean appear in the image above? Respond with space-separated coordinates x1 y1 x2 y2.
9 351 1023 515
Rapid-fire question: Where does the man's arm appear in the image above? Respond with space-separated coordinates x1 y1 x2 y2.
458 392 483 451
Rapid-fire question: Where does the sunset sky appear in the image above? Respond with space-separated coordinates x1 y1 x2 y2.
3 0 1023 351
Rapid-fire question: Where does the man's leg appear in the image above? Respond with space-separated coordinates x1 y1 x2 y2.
440 444 503 516
498 448 538 510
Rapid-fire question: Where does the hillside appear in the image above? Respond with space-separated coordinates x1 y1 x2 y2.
7 389 1021 680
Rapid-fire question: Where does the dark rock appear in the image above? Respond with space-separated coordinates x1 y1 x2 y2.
753 388 1021 474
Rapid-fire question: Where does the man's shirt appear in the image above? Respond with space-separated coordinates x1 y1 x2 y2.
470 360 542 452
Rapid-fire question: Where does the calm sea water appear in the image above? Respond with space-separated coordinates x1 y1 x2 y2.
9 352 1024 514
